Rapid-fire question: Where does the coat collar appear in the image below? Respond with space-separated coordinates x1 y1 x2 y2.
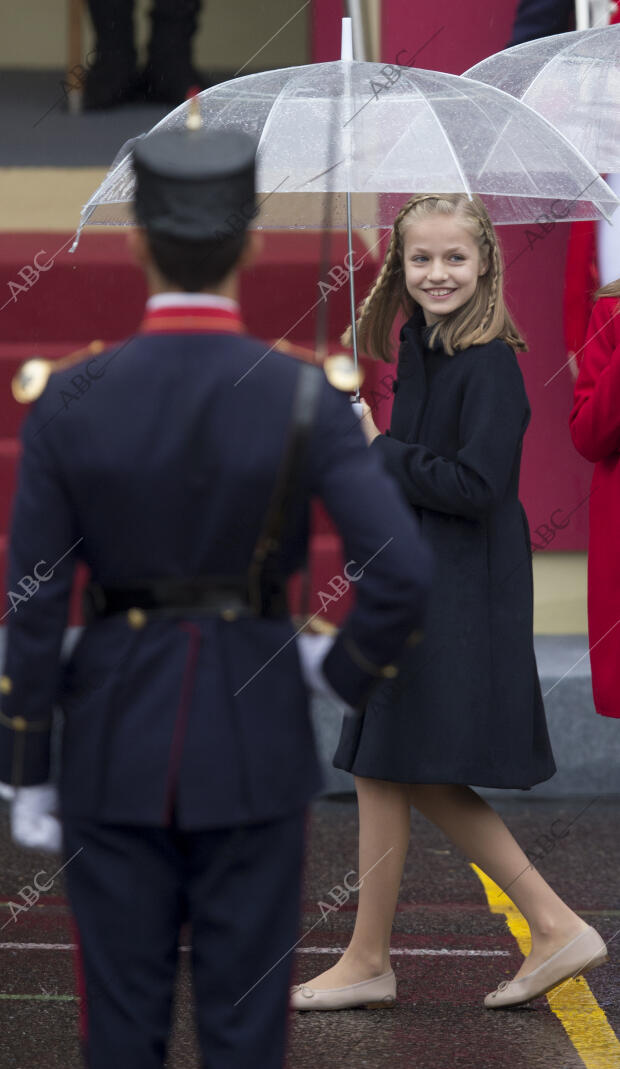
393 309 429 443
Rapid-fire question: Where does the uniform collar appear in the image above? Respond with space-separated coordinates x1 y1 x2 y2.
141 292 244 335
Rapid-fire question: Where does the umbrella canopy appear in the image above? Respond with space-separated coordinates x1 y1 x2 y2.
73 59 618 244
465 25 620 174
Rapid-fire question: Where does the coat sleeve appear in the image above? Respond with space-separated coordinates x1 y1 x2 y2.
0 404 80 786
371 343 529 519
307 381 433 710
569 298 620 463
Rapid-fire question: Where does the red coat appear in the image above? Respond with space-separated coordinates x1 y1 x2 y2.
569 297 620 718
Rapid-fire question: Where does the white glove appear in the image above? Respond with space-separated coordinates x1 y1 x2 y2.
0 781 15 801
296 632 356 715
11 784 62 853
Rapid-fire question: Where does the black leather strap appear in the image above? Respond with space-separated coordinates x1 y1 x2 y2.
83 577 287 622
248 362 323 613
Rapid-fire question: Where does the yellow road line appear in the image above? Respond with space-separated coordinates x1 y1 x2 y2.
472 864 620 1069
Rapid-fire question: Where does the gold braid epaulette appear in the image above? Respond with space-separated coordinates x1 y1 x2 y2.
12 340 106 404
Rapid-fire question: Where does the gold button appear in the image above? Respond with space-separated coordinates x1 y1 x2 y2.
127 608 147 629
0 675 13 694
221 608 238 622
12 716 27 731
381 664 399 679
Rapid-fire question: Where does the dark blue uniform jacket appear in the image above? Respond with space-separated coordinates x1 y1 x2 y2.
0 309 431 829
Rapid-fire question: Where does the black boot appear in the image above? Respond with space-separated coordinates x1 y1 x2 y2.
143 0 206 104
83 0 142 110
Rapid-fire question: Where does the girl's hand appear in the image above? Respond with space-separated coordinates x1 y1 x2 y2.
358 399 382 445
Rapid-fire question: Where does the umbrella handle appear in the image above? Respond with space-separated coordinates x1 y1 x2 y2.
341 19 360 401
346 191 360 402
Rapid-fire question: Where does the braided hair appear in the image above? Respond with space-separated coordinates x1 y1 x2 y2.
343 193 526 361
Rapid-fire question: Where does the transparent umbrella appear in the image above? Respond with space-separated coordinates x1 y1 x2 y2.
71 20 619 379
465 25 620 174
74 41 618 238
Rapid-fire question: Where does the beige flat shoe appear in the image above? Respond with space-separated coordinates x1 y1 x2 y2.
290 969 396 1011
485 925 608 1009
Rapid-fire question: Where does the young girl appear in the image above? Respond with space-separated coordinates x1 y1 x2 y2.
570 278 620 720
292 193 607 1012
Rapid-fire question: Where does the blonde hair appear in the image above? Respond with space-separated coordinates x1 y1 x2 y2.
595 277 620 300
343 193 526 360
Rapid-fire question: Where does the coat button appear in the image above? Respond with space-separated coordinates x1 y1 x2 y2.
381 664 399 679
127 608 147 629
221 608 238 622
0 675 13 694
12 716 27 731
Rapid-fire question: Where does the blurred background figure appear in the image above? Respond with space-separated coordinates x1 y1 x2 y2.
84 0 206 109
508 0 574 44
505 0 620 374
569 276 620 721
509 0 615 44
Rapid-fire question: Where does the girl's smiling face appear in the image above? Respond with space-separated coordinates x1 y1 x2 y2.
401 213 488 326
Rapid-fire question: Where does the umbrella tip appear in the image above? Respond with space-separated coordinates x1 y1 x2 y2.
341 17 353 62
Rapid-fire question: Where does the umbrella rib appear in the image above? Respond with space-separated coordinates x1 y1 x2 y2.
470 77 613 217
358 80 472 194
466 88 534 198
519 31 602 104
410 86 473 199
255 71 312 160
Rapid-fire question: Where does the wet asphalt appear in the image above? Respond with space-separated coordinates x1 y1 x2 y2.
1 795 619 1069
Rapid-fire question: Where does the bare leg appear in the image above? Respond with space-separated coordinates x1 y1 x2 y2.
300 776 411 990
408 784 587 980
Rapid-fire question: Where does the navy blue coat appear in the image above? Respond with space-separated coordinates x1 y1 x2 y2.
335 315 556 788
0 317 431 829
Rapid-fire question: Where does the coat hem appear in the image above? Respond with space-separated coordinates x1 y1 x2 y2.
332 761 557 791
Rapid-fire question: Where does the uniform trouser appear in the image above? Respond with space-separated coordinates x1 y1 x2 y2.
63 811 307 1069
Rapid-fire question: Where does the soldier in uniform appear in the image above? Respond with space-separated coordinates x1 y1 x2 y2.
0 121 431 1068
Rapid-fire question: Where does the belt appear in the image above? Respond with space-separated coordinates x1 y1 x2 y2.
83 577 288 625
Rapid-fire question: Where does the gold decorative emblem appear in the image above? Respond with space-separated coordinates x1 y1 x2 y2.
127 608 147 629
11 340 106 404
323 354 364 393
12 359 51 404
